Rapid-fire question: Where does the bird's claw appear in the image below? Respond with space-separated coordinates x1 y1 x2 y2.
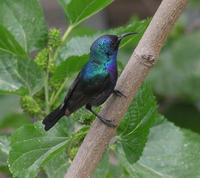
85 104 116 128
113 90 126 98
97 116 116 128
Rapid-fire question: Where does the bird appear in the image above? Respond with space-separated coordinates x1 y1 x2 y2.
43 32 137 131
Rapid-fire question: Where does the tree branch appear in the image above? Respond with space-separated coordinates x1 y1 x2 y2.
65 0 187 177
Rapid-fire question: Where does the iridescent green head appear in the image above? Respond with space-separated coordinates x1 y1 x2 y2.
90 32 137 60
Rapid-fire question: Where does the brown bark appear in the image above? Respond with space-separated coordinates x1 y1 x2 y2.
65 0 187 177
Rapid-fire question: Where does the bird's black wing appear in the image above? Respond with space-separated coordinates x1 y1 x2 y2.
64 72 81 103
61 71 89 114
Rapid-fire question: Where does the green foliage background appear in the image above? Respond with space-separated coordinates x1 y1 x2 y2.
0 0 200 178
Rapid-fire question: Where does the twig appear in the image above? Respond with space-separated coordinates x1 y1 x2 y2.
44 52 52 114
50 78 68 106
50 26 73 107
62 25 73 42
65 0 187 177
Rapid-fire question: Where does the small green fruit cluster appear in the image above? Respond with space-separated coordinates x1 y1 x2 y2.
48 28 61 49
20 96 41 116
35 28 61 72
68 147 78 160
35 48 49 70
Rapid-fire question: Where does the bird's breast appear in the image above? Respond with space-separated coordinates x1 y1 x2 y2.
81 62 106 82
105 61 118 82
81 58 118 84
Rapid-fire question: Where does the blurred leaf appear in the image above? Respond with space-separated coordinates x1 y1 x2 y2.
0 25 26 57
0 95 21 119
57 19 148 62
121 121 200 178
43 151 69 178
8 122 69 178
164 102 200 133
0 0 47 53
149 30 200 101
69 26 96 38
140 121 200 178
0 52 44 95
0 113 30 131
117 146 162 178
190 0 200 5
58 35 98 62
59 0 113 27
109 18 149 48
0 95 30 133
92 152 109 178
117 84 158 164
106 163 129 178
0 136 10 168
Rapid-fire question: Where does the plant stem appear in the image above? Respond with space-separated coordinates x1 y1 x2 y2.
44 50 54 114
62 25 73 42
50 25 74 107
44 73 50 114
50 78 68 106
52 25 74 63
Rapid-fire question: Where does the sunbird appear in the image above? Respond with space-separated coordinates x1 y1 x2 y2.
43 32 137 131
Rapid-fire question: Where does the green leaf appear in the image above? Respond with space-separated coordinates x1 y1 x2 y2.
140 121 200 177
0 25 26 57
51 55 88 85
0 14 45 95
190 0 200 5
164 102 200 133
58 35 98 62
57 19 148 62
8 121 88 178
43 151 69 178
0 0 47 53
0 95 21 119
117 84 158 164
0 95 30 132
69 26 96 37
149 30 200 101
117 146 161 178
121 121 200 178
0 113 30 131
0 52 44 95
8 122 69 178
59 0 113 27
109 18 149 48
0 136 10 168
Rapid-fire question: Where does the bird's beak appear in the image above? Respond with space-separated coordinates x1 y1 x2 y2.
118 32 138 42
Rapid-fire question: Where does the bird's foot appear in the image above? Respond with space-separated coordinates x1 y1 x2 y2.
113 90 126 98
96 115 116 128
85 104 116 128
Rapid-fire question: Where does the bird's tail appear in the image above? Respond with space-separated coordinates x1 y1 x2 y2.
42 105 65 131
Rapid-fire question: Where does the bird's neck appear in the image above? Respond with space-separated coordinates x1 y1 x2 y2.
106 57 118 82
91 51 118 65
